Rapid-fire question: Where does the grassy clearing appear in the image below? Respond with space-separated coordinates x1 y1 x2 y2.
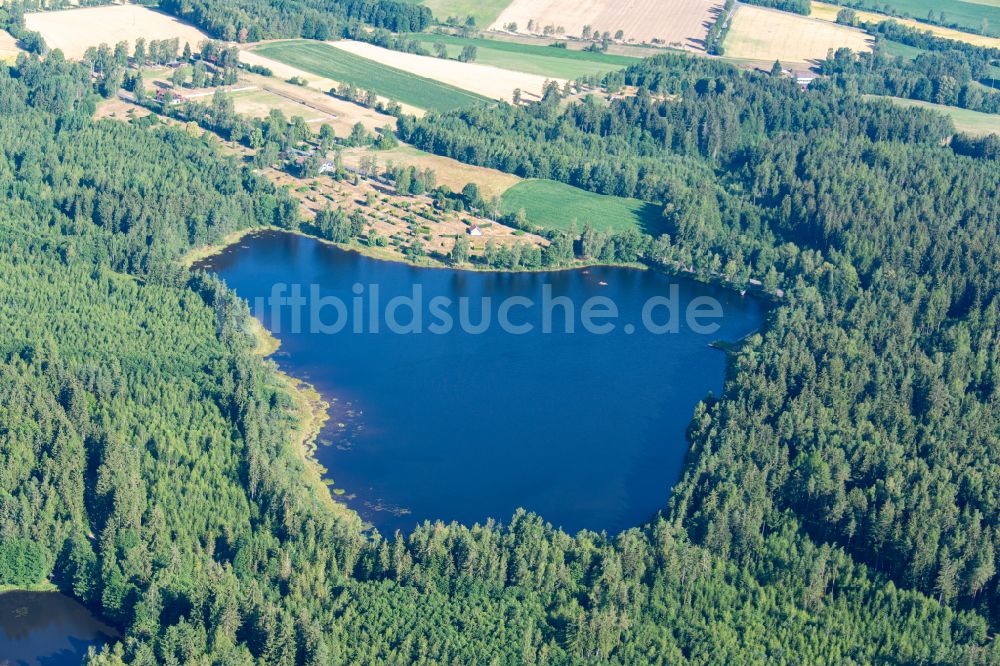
500 179 662 234
229 88 330 122
405 32 634 78
869 95 1000 135
407 0 513 28
343 144 522 198
252 40 488 112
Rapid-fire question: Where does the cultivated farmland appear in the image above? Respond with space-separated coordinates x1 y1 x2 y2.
490 0 723 49
329 39 563 101
724 5 873 64
405 32 636 79
251 41 489 112
24 5 209 59
500 179 663 234
811 1 1000 48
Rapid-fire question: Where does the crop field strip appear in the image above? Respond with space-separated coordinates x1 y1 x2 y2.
328 39 562 101
404 32 637 79
811 1 1000 48
815 0 1000 36
252 40 490 112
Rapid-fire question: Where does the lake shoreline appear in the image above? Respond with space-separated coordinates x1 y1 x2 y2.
246 317 361 523
188 226 782 303
185 224 652 275
198 232 770 533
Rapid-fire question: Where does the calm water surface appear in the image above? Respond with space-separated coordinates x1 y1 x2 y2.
199 231 767 534
0 591 118 665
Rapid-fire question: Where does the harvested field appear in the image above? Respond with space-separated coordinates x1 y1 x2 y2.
341 145 522 199
811 1 1000 49
490 0 723 50
724 5 873 64
25 5 208 59
329 40 562 101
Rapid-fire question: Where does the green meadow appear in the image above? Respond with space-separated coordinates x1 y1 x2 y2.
500 179 663 234
850 0 1000 35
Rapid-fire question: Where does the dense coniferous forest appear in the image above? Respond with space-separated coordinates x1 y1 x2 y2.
157 0 431 41
400 52 1000 629
1 19 1000 666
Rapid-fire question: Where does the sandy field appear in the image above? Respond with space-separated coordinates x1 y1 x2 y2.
0 29 21 63
811 1 1000 49
25 5 209 59
490 0 723 49
328 40 563 101
341 145 522 199
725 5 873 63
234 73 397 135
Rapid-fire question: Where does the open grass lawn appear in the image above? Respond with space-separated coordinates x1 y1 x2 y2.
405 33 635 79
811 1 1000 47
882 39 928 59
870 95 1000 135
500 179 663 234
406 0 513 28
252 40 488 112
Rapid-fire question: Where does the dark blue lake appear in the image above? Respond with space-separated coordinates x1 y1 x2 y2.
199 231 767 535
0 591 118 665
